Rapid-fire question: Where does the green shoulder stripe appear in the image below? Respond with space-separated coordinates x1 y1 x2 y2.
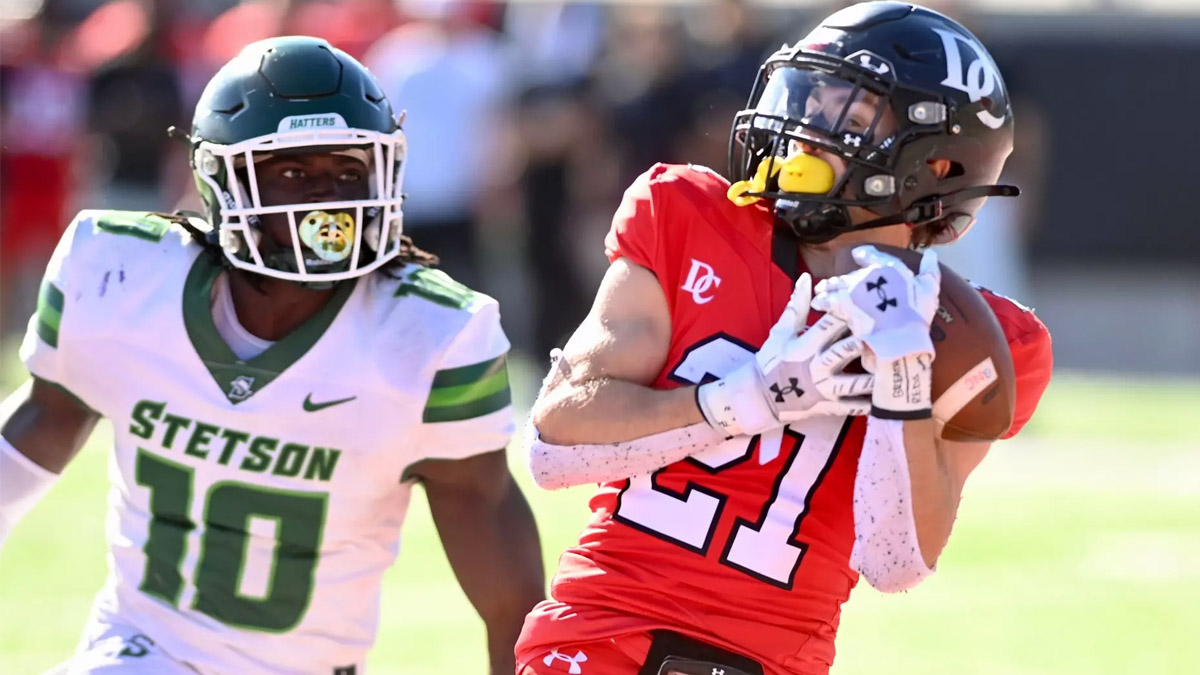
93 211 171 242
427 368 509 409
36 281 65 348
423 354 511 423
394 268 476 309
431 354 506 388
423 389 511 423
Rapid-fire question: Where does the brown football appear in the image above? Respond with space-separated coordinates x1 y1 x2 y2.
832 244 1016 442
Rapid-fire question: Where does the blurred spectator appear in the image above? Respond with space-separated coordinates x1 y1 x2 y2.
496 2 609 355
598 2 772 184
597 6 693 186
0 7 86 341
675 0 774 174
200 0 399 72
505 81 614 357
78 0 187 211
290 0 399 59
502 1 606 91
364 0 511 290
199 0 293 71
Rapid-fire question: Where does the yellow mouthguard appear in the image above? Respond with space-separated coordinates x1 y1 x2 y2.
727 153 836 206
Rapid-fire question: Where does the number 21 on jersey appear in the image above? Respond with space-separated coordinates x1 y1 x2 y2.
613 335 852 589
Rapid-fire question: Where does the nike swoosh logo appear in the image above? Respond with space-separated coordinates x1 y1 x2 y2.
303 394 357 412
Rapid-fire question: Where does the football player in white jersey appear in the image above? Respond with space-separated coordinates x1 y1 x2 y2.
0 36 544 674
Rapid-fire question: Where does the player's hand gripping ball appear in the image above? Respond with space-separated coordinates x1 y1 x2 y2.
826 244 1016 441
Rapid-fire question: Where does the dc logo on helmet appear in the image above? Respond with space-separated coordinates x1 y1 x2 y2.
932 28 1006 130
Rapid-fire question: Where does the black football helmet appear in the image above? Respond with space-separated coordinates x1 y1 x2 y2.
728 2 1018 245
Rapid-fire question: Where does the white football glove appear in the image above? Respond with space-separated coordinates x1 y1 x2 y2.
812 245 941 420
697 273 874 438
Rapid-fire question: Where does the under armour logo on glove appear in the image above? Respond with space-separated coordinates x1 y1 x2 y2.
866 276 897 312
813 247 941 362
544 649 588 674
695 273 875 438
813 246 942 418
769 378 805 402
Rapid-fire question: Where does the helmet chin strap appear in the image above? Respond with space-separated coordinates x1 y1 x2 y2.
782 184 1020 243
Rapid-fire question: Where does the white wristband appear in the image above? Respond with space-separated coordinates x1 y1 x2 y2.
0 435 60 552
871 352 934 420
695 362 775 438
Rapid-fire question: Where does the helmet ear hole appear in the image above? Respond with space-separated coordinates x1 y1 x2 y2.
927 159 957 180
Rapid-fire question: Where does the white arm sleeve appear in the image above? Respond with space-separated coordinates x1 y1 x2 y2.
527 421 725 490
850 417 934 593
525 348 725 489
0 435 59 553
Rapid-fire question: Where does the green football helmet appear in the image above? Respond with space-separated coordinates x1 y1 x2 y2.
189 36 406 282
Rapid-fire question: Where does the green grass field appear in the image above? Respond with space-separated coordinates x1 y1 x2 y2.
1 357 1198 674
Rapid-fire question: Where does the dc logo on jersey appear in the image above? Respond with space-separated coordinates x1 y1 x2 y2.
228 375 256 401
543 648 588 674
682 259 721 305
932 28 1006 130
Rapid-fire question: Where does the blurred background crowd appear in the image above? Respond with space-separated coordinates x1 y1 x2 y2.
3 0 1199 376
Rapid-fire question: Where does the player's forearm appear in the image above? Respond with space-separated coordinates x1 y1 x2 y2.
533 376 704 445
0 380 98 551
427 471 544 673
486 618 523 675
1 379 98 474
484 599 527 675
479 486 544 674
902 419 959 567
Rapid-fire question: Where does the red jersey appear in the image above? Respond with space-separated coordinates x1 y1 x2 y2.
518 164 1054 675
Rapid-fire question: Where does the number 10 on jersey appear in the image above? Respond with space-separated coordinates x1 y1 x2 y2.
135 450 328 631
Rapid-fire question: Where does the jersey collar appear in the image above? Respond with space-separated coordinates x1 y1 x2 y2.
181 253 357 404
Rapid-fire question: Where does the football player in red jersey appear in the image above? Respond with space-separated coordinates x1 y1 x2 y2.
517 3 1053 675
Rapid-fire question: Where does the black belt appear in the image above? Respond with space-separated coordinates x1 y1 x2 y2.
637 630 765 675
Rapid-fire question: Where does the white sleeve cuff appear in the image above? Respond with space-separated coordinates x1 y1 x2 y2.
0 435 60 551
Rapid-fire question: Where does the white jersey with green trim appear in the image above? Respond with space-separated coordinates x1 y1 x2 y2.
19 210 515 674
